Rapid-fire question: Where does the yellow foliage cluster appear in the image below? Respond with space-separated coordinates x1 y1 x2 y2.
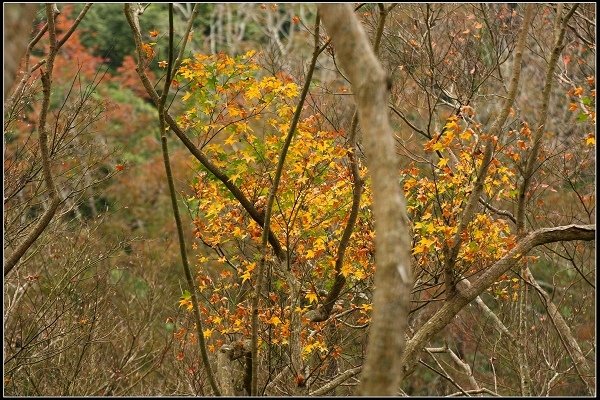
404 115 518 278
175 52 375 356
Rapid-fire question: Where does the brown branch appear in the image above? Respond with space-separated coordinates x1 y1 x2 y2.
447 388 501 397
516 266 532 395
424 346 480 393
123 4 285 260
4 4 63 277
478 196 516 224
419 357 470 396
398 223 595 385
309 366 362 396
523 266 595 394
389 105 430 139
305 113 362 323
456 278 518 347
124 3 221 395
3 3 39 98
5 17 48 113
172 7 200 76
56 3 93 49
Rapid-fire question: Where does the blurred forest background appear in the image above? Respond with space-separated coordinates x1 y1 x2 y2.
3 3 596 396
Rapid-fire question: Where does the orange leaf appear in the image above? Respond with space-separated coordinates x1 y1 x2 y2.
586 76 594 87
149 29 159 38
141 43 155 59
305 291 318 304
585 134 595 146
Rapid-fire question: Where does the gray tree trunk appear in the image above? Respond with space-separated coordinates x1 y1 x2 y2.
320 4 413 396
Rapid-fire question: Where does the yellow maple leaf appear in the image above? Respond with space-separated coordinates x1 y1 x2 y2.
432 141 445 152
241 270 252 283
352 268 366 280
178 298 193 311
459 129 473 141
232 226 246 239
314 237 326 251
241 152 256 163
302 343 315 357
585 135 595 146
305 291 318 304
228 107 242 118
228 172 242 183
245 85 261 100
444 120 459 132
341 263 352 277
419 237 436 248
283 83 299 98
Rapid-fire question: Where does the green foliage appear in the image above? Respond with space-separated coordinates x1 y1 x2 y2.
74 3 139 70
74 3 175 71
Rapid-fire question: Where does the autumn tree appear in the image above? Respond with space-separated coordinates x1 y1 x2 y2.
119 3 595 396
4 3 595 397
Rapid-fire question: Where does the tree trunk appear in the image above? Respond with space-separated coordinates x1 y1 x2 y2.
319 4 413 395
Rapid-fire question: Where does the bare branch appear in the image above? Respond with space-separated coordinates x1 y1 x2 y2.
310 366 362 396
399 223 595 385
523 266 595 394
478 197 517 224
